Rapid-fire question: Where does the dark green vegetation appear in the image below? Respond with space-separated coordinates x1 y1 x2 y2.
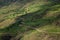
0 0 60 40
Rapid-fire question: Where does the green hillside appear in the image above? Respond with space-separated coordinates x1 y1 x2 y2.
0 0 60 40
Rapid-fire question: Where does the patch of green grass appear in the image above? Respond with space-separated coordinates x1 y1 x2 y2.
0 0 60 40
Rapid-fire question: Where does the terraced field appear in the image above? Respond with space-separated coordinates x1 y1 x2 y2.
0 0 60 40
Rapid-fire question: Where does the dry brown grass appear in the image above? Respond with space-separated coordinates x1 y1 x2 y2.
0 19 15 29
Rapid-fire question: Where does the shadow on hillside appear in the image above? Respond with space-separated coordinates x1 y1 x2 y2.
0 0 34 8
1 33 14 40
48 0 60 4
1 0 60 8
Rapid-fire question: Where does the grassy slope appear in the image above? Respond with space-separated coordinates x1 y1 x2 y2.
0 0 60 40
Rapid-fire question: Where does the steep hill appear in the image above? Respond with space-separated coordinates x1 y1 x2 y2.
0 0 60 40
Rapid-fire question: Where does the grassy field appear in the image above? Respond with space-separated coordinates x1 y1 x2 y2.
0 0 60 40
